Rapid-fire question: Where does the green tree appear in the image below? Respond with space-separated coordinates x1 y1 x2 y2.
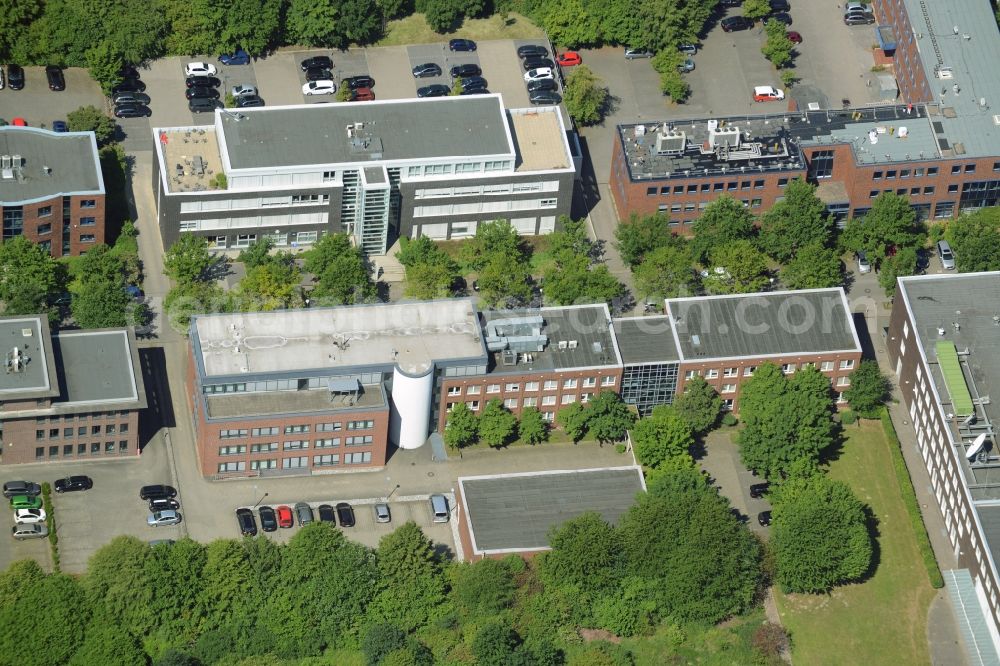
945 207 1000 272
164 233 216 285
671 375 722 434
0 235 58 315
303 233 375 305
543 251 624 306
557 402 589 442
563 65 610 126
585 391 636 444
448 559 516 618
368 522 446 632
841 192 918 268
397 236 460 299
70 621 146 666
377 0 412 20
540 512 623 597
164 280 226 333
459 219 524 271
537 0 602 48
771 473 873 593
761 20 794 68
444 401 478 449
66 105 117 145
0 0 42 61
518 406 548 445
472 621 522 666
650 51 691 102
478 398 518 448
781 242 842 290
631 405 693 468
743 0 771 20
477 252 533 308
362 623 408 666
705 240 770 294
83 536 155 638
286 0 381 48
85 41 126 95
237 258 301 311
423 0 463 32
633 243 697 299
71 277 135 328
614 213 675 267
690 196 757 265
844 359 890 416
757 178 831 262
223 0 283 57
237 237 275 269
0 572 88 666
878 244 918 296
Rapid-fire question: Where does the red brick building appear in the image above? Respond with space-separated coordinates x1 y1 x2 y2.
0 316 146 466
0 127 106 257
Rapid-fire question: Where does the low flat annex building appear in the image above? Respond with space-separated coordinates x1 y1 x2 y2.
888 273 1000 657
0 316 146 466
0 127 106 257
153 95 577 255
189 288 860 479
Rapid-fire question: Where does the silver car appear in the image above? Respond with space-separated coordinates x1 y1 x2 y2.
147 510 181 527
937 240 956 270
12 523 48 540
374 503 391 523
294 502 313 526
231 84 258 98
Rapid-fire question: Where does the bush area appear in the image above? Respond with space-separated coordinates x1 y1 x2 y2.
40 482 59 572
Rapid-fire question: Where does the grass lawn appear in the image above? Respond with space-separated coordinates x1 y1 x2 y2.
378 12 543 47
774 420 937 665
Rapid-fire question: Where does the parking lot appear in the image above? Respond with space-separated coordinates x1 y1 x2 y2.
0 67 105 131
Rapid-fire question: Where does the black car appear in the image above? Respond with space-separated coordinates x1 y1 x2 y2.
768 0 790 11
45 66 65 91
114 103 152 118
522 57 555 71
236 95 264 108
517 44 548 59
719 0 743 5
258 506 278 532
54 476 93 493
449 38 477 52
412 63 442 78
335 502 356 527
185 85 219 100
529 90 562 105
318 504 337 523
7 64 24 90
721 16 754 31
149 497 180 511
757 511 772 527
749 482 770 499
460 76 488 91
449 63 481 79
112 77 146 95
236 508 257 536
460 88 490 95
120 64 140 80
305 67 333 82
139 484 177 501
3 481 40 498
189 98 220 113
526 78 557 93
417 84 450 98
770 12 792 25
185 75 220 88
300 55 333 71
343 75 375 90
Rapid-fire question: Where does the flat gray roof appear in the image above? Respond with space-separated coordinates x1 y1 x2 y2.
460 467 644 553
54 331 143 405
613 316 679 365
0 128 103 203
482 305 620 375
666 288 859 361
0 316 56 399
205 384 386 419
218 96 514 170
193 300 486 379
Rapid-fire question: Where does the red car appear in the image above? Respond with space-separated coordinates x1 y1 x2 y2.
556 52 582 67
276 505 293 528
787 31 803 44
12 118 27 126
352 87 375 101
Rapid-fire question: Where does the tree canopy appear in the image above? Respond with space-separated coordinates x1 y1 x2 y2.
303 233 375 305
843 359 890 416
396 236 460 300
542 218 624 306
705 240 770 294
945 207 1000 272
781 242 842 290
633 244 698 300
478 398 519 448
563 66 610 126
0 235 59 318
690 196 757 266
631 405 693 468
841 192 919 269
164 234 216 286
757 178 831 262
67 105 116 145
615 213 677 267
671 375 722 434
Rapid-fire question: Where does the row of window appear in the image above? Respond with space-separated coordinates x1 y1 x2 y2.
217 451 373 473
414 181 559 199
28 200 96 218
35 441 129 459
405 161 512 179
221 435 375 457
646 178 774 196
450 392 603 412
207 231 319 249
179 194 330 214
870 186 935 198
36 423 129 439
35 411 130 423
447 376 617 397
872 166 940 179
219 420 373 440
413 198 559 218
657 199 762 216
685 359 854 381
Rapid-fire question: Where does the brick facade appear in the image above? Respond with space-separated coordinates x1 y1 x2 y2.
0 408 140 465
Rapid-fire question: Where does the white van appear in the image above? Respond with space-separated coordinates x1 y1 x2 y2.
430 494 450 523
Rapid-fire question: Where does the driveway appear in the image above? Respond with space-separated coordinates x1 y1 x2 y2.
0 67 105 130
698 429 771 535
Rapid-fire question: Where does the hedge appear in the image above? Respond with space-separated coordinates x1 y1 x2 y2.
40 482 60 572
880 409 944 588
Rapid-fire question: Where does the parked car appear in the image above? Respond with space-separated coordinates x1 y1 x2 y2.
768 0 790 12
185 75 220 89
752 85 785 102
719 0 743 5
305 67 333 82
11 118 27 127
12 523 48 540
139 484 177 501
450 63 482 78
460 88 490 95
148 510 181 527
185 85 219 100
417 84 450 98
3 481 40 498
184 62 217 77
678 43 698 56
220 48 250 65
461 76 488 91
343 75 375 89
757 511 772 526
149 498 180 512
350 87 374 101
517 44 548 59
45 66 65 91
335 502 356 527
119 64 140 79
526 78 557 93
529 90 563 105
114 103 152 118
412 63 442 78
448 38 477 52
276 505 294 528
51 120 68 132
302 80 336 95
856 250 872 274
937 240 956 270
301 55 333 71
770 12 793 24
112 77 146 95
14 508 46 524
7 64 24 90
294 502 313 526
148 539 175 547
556 51 582 67
844 12 875 24
231 84 257 98
677 58 695 73
787 30 803 43
236 95 265 108
374 503 391 523
624 48 653 59
318 504 336 523
259 506 278 532
721 16 754 31
845 1 873 14
522 57 555 72
54 476 92 492
113 91 151 105
749 482 770 499
524 67 554 82
236 508 257 536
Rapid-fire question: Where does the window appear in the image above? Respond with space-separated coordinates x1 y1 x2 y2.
744 366 756 377
79 216 96 226
900 169 911 178
753 179 764 189
782 363 796 374
346 435 373 446
840 359 855 370
544 380 557 391
714 182 725 191
821 361 835 371
928 167 939 176
91 442 100 454
647 187 657 196
447 386 462 396
80 199 96 208
542 395 556 406
80 235 95 243
721 384 737 393
283 440 308 450
924 186 935 195
235 234 257 248
505 383 520 392
487 384 500 393
61 427 72 438
120 423 129 434
523 397 537 407
348 420 374 430
684 370 700 380
251 442 278 453
524 381 539 392
837 376 851 386
91 425 100 435
873 171 883 180
314 438 340 448
36 223 51 235
49 428 59 438
282 456 308 469
38 206 52 217
563 378 577 389
220 429 248 439
504 398 518 409
935 201 956 218
218 461 246 472
316 422 342 432
751 198 762 208
314 454 340 466
951 165 962 175
886 170 897 179
705 369 719 379
345 451 372 464
77 426 86 436
723 398 734 411
583 377 597 387
561 394 576 404
723 368 738 378
687 184 698 193
105 424 116 434
251 426 279 436
809 150 834 179
251 459 277 470
601 376 616 387
35 429 44 440
284 424 310 434
219 445 247 456
467 400 480 411
966 164 976 173
77 443 86 455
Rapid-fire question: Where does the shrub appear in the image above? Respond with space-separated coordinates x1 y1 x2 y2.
841 410 857 425
721 413 738 427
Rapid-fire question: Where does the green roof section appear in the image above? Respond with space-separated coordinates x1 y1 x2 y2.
936 340 974 416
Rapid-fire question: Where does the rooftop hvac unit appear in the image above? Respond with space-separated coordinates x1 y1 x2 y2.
0 155 10 169
709 126 741 149
11 155 20 167
655 130 686 155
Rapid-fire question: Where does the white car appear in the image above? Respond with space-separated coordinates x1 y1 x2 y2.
14 508 45 524
524 67 554 82
302 80 336 95
752 85 785 102
184 62 217 77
